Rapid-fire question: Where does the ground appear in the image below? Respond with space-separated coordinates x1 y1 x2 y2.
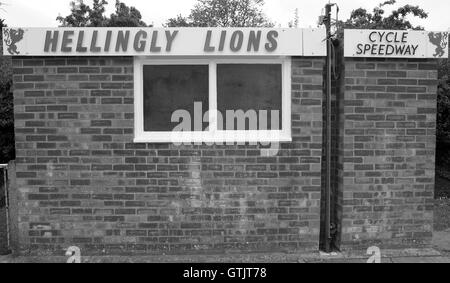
436 175 450 199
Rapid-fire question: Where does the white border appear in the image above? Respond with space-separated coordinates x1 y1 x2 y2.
134 57 292 143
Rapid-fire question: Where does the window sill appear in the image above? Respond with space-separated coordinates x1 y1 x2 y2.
134 131 292 144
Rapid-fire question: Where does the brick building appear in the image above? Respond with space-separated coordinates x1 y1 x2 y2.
2 27 448 255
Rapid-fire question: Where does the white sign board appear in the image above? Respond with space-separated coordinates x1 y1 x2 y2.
344 29 449 58
2 27 326 57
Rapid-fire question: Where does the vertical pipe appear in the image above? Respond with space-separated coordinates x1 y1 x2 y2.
5 167 10 252
324 4 333 253
0 165 10 254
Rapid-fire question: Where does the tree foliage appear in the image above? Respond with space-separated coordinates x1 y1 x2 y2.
89 0 108 27
165 0 273 27
438 59 450 142
107 0 147 27
56 0 93 27
340 0 428 30
57 0 149 27
288 8 299 28
0 18 14 163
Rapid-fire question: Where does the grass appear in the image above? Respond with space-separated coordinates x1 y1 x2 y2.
435 198 450 232
434 174 450 254
436 175 450 199
435 176 450 231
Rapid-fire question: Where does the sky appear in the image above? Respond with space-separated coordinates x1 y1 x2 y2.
1 0 449 30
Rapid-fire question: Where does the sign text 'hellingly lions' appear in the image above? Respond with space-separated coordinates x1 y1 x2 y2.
2 27 326 57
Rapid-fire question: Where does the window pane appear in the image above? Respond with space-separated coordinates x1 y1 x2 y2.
217 64 282 131
143 65 209 132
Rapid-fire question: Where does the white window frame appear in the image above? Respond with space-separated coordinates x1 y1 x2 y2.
134 56 292 144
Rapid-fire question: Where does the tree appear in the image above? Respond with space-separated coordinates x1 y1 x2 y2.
56 0 92 27
166 0 274 27
436 57 450 169
0 18 14 163
90 0 108 27
339 0 428 30
166 14 195 28
437 59 450 143
0 18 5 52
57 0 148 27
288 8 299 28
106 0 147 27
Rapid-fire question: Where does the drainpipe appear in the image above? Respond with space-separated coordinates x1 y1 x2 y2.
323 3 334 253
0 164 10 255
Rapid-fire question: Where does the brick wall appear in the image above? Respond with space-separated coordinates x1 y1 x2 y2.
12 56 324 255
338 58 437 249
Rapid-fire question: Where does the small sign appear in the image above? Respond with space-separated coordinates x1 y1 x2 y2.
344 29 449 58
2 27 326 57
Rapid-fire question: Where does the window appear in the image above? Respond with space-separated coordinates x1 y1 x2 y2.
217 64 282 131
134 57 291 143
143 64 209 132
